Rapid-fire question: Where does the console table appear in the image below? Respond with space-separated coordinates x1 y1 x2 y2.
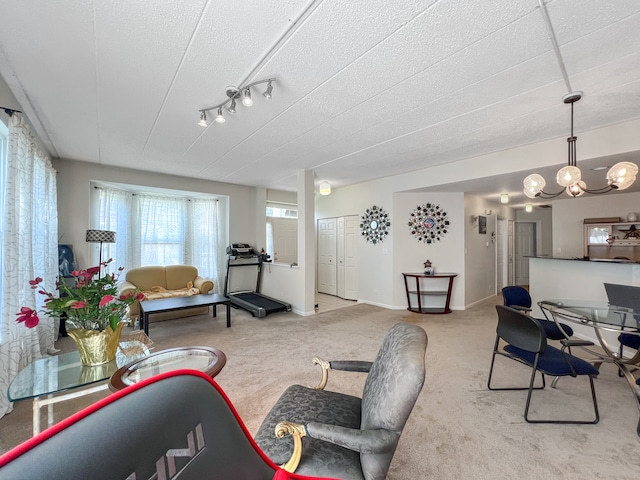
402 273 456 314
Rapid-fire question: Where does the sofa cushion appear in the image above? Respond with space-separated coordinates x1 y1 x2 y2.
165 265 199 290
125 266 167 291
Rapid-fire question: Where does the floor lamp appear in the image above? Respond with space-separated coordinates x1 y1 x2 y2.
85 230 116 270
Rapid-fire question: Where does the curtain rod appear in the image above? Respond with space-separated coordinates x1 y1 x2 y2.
1 106 22 116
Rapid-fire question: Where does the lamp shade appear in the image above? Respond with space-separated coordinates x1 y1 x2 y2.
86 230 116 243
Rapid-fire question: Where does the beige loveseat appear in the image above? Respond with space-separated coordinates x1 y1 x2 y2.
118 265 214 323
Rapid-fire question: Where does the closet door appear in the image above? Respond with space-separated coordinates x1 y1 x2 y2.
337 217 345 298
343 215 358 300
318 218 337 295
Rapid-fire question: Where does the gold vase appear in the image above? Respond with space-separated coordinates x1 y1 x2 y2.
66 322 125 366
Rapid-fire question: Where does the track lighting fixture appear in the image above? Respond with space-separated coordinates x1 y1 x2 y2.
197 78 275 126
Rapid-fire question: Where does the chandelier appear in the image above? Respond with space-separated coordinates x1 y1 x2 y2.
198 78 275 127
523 92 638 199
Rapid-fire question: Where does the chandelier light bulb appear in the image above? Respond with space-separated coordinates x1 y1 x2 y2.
556 165 581 187
607 162 638 190
523 174 545 197
566 181 586 197
215 107 226 123
242 88 253 107
198 111 208 127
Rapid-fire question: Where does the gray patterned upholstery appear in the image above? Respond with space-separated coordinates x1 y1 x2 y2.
254 322 428 480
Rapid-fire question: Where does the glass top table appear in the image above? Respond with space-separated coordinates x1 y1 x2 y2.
539 299 640 364
8 334 152 435
108 346 226 391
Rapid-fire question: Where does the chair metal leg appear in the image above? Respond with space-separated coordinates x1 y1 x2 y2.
525 374 599 424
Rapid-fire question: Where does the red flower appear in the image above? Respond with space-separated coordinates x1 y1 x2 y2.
16 307 39 328
99 295 115 308
70 301 87 309
86 266 101 275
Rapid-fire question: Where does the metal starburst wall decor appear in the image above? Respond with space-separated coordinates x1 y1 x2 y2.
360 205 391 244
408 203 450 244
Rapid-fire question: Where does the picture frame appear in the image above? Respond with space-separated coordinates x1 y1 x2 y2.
478 216 487 234
58 244 78 277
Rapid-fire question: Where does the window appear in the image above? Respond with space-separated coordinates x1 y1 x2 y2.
96 186 220 290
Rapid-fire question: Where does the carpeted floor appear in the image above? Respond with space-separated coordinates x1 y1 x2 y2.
1 297 639 478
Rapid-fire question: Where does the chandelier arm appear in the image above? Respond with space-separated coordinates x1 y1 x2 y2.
536 189 565 199
199 78 276 114
582 185 616 194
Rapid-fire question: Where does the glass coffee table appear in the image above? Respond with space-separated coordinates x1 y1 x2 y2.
108 346 226 391
8 332 152 435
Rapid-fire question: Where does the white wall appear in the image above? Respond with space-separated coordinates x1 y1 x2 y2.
394 192 465 310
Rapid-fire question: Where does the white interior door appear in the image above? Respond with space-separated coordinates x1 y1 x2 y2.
318 218 337 295
508 219 514 285
344 215 358 300
337 217 345 298
515 222 535 286
497 218 505 291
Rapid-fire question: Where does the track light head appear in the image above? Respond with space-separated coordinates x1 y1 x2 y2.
198 111 208 127
242 88 253 107
263 81 273 99
215 107 225 123
228 98 236 114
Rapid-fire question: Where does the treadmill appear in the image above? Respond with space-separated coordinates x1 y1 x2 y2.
224 243 292 318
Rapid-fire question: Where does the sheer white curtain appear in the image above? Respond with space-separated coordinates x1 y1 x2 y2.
97 188 220 291
0 114 58 419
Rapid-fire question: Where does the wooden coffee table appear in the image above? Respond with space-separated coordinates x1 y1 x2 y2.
139 293 231 336
109 346 226 391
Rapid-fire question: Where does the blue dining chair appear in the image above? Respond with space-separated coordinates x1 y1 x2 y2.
488 305 600 424
501 286 575 341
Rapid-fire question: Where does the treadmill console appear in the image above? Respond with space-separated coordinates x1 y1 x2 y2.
226 243 259 258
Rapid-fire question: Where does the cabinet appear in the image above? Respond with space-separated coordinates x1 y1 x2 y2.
584 222 640 261
402 273 456 314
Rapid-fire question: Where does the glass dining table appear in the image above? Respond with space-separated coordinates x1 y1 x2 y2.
538 299 640 435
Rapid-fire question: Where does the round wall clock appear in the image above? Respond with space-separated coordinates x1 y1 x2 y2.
360 205 391 244
408 203 450 244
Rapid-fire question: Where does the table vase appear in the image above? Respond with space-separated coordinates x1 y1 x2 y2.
66 322 125 366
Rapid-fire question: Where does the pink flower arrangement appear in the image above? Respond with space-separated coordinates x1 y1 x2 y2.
17 259 144 331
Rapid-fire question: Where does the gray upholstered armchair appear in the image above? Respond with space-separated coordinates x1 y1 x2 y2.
254 322 428 480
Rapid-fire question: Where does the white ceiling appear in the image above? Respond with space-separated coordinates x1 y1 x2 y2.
1 0 640 206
